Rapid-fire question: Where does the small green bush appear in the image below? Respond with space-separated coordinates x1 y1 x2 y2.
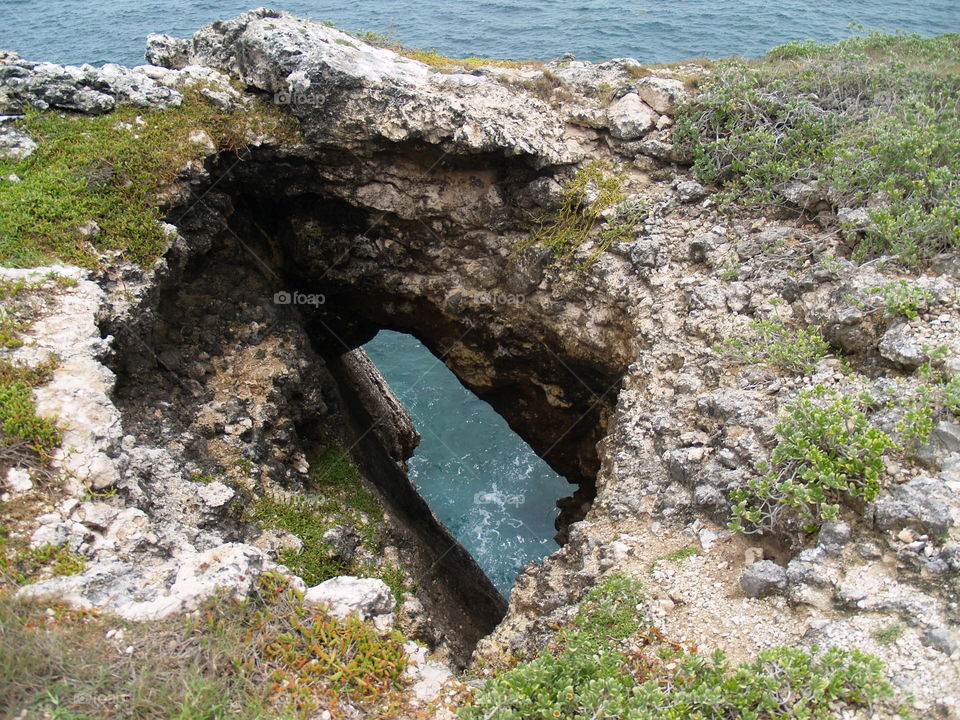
860 279 934 319
892 346 960 447
460 573 897 720
718 320 830 374
730 386 898 535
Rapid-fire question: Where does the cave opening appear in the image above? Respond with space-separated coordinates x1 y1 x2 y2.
363 329 571 597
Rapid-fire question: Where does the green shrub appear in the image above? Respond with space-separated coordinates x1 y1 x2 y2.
674 31 960 264
892 346 960 447
859 279 934 319
730 386 898 535
460 573 897 720
717 320 830 374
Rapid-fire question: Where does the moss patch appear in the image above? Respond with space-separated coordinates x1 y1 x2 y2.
0 89 297 268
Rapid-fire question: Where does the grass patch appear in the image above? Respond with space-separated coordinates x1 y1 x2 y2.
730 386 898 536
459 573 899 719
0 89 297 268
716 320 830 375
0 357 60 462
0 573 411 719
247 441 408 599
0 527 85 590
649 545 698 573
674 31 960 265
871 622 905 645
246 494 349 587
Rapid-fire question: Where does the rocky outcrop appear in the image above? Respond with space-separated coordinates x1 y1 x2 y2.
0 50 182 113
3 10 960 715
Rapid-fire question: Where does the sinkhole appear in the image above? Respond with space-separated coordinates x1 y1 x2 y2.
364 330 570 596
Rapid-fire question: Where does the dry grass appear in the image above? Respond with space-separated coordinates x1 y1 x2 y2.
0 573 419 720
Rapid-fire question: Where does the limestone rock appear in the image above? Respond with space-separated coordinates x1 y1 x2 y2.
606 93 658 140
873 476 953 536
676 180 706 203
921 627 959 655
0 125 36 160
879 324 928 369
304 576 396 625
145 33 192 69
739 560 787 598
5 467 33 493
0 57 182 114
634 76 689 115
184 9 573 165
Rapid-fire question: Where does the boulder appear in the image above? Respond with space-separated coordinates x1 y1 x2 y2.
606 93 657 140
634 76 689 115
0 125 36 161
304 576 396 626
878 324 928 369
872 476 953 536
145 33 192 69
676 180 706 203
739 560 787 598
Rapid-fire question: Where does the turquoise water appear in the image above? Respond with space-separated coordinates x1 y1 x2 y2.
3 0 958 593
1 1 957 67
364 332 567 596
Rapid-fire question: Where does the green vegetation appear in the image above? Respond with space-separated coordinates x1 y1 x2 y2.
717 320 830 374
859 279 935 319
871 622 905 645
0 528 85 589
0 89 297 268
247 442 408 600
526 161 644 264
247 494 349 587
674 31 960 265
649 545 698 573
0 358 60 461
0 573 412 719
892 345 960 447
460 573 898 720
730 386 898 535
